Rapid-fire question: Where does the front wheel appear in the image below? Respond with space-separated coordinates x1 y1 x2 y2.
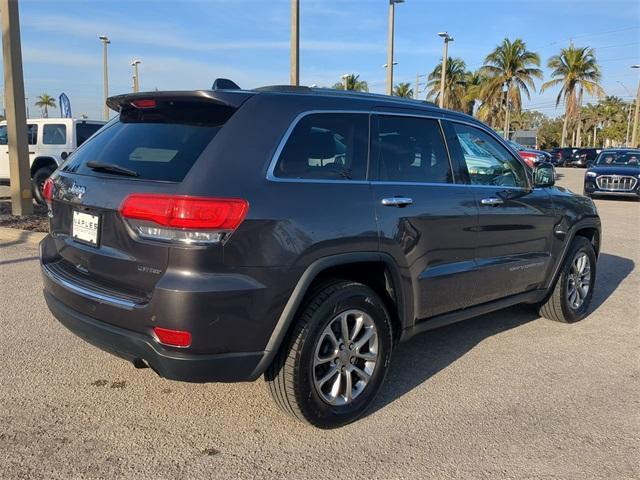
539 236 597 323
265 280 393 428
31 166 55 205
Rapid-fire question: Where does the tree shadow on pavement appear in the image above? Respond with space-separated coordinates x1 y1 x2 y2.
369 252 634 416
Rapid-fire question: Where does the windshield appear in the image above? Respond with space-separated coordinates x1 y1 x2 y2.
595 151 640 168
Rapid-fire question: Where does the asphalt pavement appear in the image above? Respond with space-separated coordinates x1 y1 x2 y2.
0 168 638 479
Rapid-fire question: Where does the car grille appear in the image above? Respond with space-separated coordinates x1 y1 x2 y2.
595 175 638 191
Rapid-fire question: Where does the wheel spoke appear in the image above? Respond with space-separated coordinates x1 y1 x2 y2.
344 371 353 403
354 350 377 361
351 365 370 383
354 327 375 351
329 371 342 400
340 313 350 344
350 314 364 342
316 365 339 387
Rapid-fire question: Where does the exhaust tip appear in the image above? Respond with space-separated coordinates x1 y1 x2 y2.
132 358 149 369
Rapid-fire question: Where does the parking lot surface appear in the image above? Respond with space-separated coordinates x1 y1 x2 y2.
0 168 638 479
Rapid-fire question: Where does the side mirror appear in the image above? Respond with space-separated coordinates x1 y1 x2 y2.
534 162 555 187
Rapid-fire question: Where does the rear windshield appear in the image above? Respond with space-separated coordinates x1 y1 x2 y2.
62 101 234 182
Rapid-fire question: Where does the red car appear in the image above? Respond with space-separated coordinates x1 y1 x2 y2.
508 140 551 168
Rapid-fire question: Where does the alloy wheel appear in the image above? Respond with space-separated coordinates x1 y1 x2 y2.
566 252 591 310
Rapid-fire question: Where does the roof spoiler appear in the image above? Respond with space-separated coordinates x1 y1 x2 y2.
106 89 253 112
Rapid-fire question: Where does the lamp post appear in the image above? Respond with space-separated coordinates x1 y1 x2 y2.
99 35 110 121
631 64 640 147
617 81 633 146
290 0 299 86
437 32 453 109
386 0 404 96
131 59 141 93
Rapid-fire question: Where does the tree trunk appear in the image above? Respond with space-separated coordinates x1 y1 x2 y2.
575 87 584 148
561 114 568 147
593 126 597 146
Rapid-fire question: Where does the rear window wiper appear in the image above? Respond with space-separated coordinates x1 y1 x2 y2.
86 161 139 177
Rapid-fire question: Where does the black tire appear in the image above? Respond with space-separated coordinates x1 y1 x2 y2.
539 236 597 323
31 166 55 205
265 280 393 428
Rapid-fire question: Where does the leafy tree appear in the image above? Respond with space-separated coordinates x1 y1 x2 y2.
479 38 542 137
332 74 369 92
426 57 469 111
537 117 564 149
541 45 604 147
393 82 413 98
35 94 56 118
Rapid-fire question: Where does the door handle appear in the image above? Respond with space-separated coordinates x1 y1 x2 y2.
480 197 504 206
381 196 413 207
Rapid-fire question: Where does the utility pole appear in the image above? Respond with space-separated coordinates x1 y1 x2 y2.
415 73 420 99
1 0 33 215
632 65 640 147
131 59 141 93
437 32 453 108
290 0 299 86
503 83 511 140
617 80 632 146
99 35 110 121
386 0 404 96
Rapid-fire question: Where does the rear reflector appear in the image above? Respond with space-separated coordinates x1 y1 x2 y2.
120 194 249 245
43 177 54 205
153 327 192 348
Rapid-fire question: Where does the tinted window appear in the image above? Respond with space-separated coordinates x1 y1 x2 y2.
448 122 528 187
43 124 67 145
373 115 452 183
274 113 368 180
62 101 234 182
0 124 38 145
75 122 103 146
595 151 640 167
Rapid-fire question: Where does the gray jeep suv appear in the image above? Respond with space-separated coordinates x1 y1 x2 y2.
40 84 601 428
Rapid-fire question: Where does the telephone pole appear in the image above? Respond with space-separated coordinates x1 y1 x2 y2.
131 59 141 93
1 0 33 215
290 0 299 86
99 35 110 121
386 0 404 96
631 65 640 147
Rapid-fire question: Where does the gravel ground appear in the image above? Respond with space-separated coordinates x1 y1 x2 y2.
0 169 638 479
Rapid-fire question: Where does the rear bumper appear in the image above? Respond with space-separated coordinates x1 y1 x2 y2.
44 289 265 382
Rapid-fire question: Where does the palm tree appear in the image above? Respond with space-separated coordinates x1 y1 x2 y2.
393 82 413 98
541 45 604 147
35 94 56 118
462 69 485 116
332 74 369 92
581 103 601 146
479 38 542 139
426 57 468 111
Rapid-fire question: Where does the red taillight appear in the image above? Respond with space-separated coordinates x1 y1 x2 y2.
42 177 54 204
131 99 157 109
153 327 191 348
120 194 249 244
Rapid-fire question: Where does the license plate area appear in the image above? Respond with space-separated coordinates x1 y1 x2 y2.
72 210 100 247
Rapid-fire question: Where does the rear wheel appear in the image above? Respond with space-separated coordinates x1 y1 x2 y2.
31 166 55 205
265 280 393 428
539 236 596 323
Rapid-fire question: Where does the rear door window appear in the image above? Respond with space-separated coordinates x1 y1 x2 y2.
62 101 235 182
273 113 368 181
372 115 452 183
43 124 67 145
0 124 38 145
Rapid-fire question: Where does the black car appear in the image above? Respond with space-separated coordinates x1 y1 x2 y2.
569 148 600 167
584 149 640 199
548 147 577 166
40 83 601 428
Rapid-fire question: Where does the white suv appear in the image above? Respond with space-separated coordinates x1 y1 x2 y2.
0 118 104 203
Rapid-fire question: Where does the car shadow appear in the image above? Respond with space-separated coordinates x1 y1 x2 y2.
368 252 634 417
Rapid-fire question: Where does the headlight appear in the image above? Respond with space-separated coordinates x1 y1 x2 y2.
586 171 597 177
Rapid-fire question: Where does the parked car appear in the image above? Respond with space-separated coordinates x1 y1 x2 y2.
40 84 601 428
507 140 551 168
548 147 577 166
569 147 600 168
0 118 105 203
584 149 640 199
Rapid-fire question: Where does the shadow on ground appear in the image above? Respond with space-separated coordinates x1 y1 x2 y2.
369 252 634 416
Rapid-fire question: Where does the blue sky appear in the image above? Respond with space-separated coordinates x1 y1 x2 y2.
4 0 640 119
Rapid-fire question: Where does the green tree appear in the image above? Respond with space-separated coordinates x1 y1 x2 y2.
426 57 469 111
537 116 564 149
479 38 543 138
541 45 604 147
462 70 485 116
332 74 369 92
393 82 413 98
35 94 56 118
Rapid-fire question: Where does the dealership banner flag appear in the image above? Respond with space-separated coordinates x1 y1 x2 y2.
59 93 72 118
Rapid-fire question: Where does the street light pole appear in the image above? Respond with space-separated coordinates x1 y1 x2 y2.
290 0 299 86
618 81 633 146
437 32 453 109
99 35 110 121
131 59 141 93
1 0 33 215
386 0 404 96
631 65 640 147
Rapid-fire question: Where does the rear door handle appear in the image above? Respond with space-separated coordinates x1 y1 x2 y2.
480 197 504 206
381 196 413 207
